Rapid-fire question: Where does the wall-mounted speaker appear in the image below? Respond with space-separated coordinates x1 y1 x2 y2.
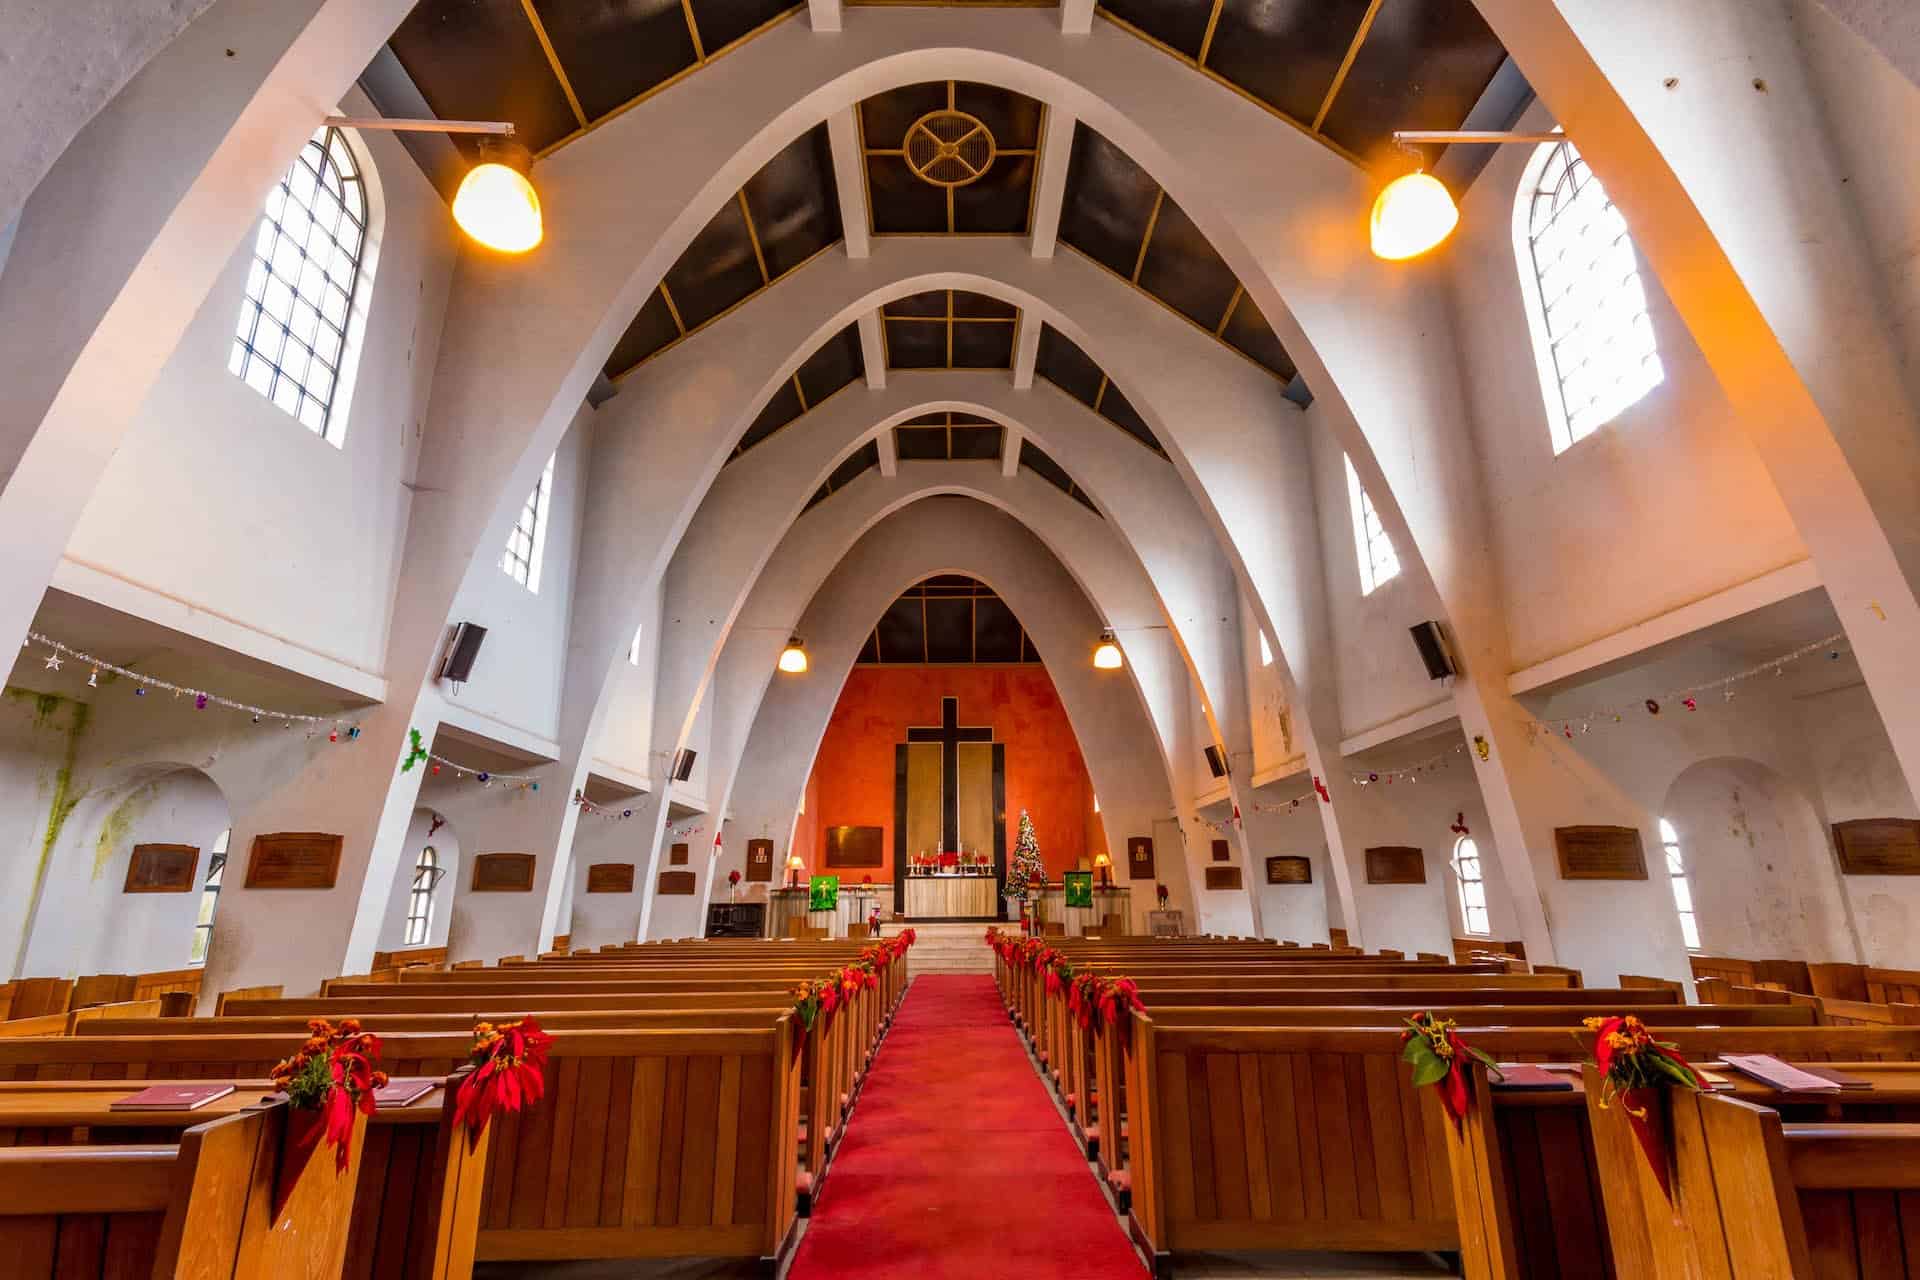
439 622 488 684
1409 621 1458 681
671 749 698 782
1203 745 1230 778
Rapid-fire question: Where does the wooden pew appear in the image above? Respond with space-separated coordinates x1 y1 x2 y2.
3 979 73 1021
0 999 171 1038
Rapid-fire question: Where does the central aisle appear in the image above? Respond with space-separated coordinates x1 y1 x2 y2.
788 974 1146 1278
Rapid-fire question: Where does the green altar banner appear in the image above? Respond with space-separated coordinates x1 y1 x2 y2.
1063 870 1093 909
808 875 840 912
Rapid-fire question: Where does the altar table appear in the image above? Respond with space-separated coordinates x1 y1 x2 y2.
904 871 999 919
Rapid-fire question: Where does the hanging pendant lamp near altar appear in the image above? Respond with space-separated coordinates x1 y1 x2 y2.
1092 629 1123 670
778 636 809 674
1369 130 1566 262
325 116 541 253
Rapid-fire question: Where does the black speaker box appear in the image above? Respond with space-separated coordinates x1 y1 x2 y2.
439 622 488 683
1409 620 1458 680
1204 745 1229 778
671 748 698 782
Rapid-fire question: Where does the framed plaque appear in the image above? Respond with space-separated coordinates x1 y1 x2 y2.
824 825 884 868
1832 818 1920 875
808 875 840 912
669 842 689 867
1204 865 1244 891
124 844 198 893
1063 870 1093 908
746 838 775 882
471 852 536 892
1126 837 1155 880
245 832 343 890
657 870 697 896
1554 826 1648 880
1211 839 1231 862
1364 846 1426 885
1266 855 1312 885
586 862 635 893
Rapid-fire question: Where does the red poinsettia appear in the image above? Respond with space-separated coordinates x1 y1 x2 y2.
271 1018 387 1172
452 1016 554 1145
1400 1012 1501 1129
1584 1014 1702 1198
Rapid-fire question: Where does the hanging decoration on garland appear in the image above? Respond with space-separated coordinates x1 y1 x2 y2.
423 752 540 791
573 791 638 822
26 632 362 738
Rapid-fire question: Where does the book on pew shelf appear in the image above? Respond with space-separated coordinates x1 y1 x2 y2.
109 1083 237 1111
1794 1064 1873 1090
1693 1069 1738 1092
1720 1053 1842 1092
1490 1064 1575 1091
373 1077 439 1108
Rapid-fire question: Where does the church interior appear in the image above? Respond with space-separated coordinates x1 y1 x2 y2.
3 1 1920 1276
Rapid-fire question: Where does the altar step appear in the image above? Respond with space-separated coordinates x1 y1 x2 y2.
880 921 996 975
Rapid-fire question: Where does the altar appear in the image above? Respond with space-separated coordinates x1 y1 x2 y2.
903 869 999 919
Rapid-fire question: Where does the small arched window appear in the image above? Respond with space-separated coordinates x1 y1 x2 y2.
231 125 370 442
404 846 439 946
1451 835 1489 936
1658 819 1702 951
189 828 230 965
1516 139 1663 453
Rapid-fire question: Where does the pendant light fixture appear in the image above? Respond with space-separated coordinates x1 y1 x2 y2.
1369 130 1567 262
778 636 809 674
1092 629 1123 670
325 116 541 253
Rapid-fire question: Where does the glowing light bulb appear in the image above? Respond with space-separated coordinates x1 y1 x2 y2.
777 637 809 674
1369 170 1459 261
453 151 543 253
1092 629 1123 670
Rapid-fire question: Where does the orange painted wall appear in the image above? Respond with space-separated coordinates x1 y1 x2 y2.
804 665 1093 882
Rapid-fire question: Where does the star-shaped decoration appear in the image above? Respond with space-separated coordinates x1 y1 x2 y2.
43 654 61 671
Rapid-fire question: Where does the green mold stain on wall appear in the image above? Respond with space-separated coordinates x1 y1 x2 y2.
93 783 156 881
5 686 94 924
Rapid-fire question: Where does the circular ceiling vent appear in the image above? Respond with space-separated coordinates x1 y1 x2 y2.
904 109 996 188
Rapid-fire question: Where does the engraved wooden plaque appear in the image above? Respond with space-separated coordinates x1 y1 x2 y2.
1266 855 1312 885
1832 818 1920 875
1364 846 1426 885
657 870 697 896
746 838 775 882
669 842 689 867
470 852 536 892
824 825 885 868
1554 826 1649 880
1127 837 1155 880
586 862 635 894
124 844 198 893
245 832 343 890
1204 866 1244 891
1211 839 1231 863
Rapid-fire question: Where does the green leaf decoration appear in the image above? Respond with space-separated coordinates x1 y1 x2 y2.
401 727 429 773
1410 1055 1451 1088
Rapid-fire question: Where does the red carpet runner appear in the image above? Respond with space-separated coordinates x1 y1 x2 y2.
788 974 1146 1278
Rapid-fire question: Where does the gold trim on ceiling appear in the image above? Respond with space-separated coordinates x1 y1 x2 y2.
1214 283 1243 338
1195 0 1227 67
1312 0 1386 135
737 190 772 284
1130 188 1165 284
658 281 688 335
679 0 709 63
1057 241 1292 385
518 0 588 130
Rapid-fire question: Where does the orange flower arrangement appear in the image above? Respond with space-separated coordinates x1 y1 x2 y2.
452 1016 553 1143
1584 1014 1702 1198
270 1018 386 1171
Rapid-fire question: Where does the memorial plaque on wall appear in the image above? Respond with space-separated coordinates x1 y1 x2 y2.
824 825 884 868
1266 855 1313 885
657 870 697 896
470 852 536 892
1832 818 1920 875
586 862 635 893
245 832 343 889
1211 839 1231 862
1553 826 1649 880
124 844 198 893
1127 836 1155 880
1364 846 1426 885
745 838 775 882
669 842 688 867
1204 865 1244 891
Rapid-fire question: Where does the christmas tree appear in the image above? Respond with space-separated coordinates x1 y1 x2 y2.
1009 809 1045 900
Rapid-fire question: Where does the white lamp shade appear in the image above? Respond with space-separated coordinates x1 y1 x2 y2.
777 639 809 673
1369 170 1459 261
1092 632 1124 670
453 161 543 253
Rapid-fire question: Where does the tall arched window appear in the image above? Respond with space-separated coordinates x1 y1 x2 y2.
189 828 230 964
231 125 370 442
1658 819 1702 951
1516 139 1663 454
502 453 556 592
1344 454 1399 595
1451 835 1489 936
404 846 439 946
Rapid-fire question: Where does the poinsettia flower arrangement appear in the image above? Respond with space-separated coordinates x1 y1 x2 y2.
453 1016 553 1143
1400 1012 1502 1128
1584 1014 1703 1198
791 976 837 1032
270 1018 387 1172
1066 973 1146 1031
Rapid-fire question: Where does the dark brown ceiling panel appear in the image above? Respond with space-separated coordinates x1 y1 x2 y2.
924 597 973 663
884 291 949 318
953 83 1044 151
1316 0 1509 167
949 423 1002 460
1057 125 1158 278
876 595 923 662
734 378 803 454
1097 380 1163 453
688 0 797 53
952 292 1017 320
895 426 949 461
973 596 1023 663
884 320 946 369
858 632 881 663
860 82 950 153
866 154 948 234
902 412 949 427
603 288 681 378
952 154 1034 233
796 324 864 405
951 321 1016 369
1020 439 1075 494
389 0 579 156
743 125 842 276
1205 0 1373 125
1034 324 1103 407
1221 290 1300 383
661 197 763 330
1136 195 1239 330
1100 0 1215 59
827 439 880 491
528 0 694 123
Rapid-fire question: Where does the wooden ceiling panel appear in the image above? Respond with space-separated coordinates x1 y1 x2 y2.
1034 323 1104 407
884 319 946 369
973 596 1024 663
1205 0 1374 125
952 154 1034 233
603 289 681 378
876 595 924 661
1100 0 1215 59
1096 381 1162 453
744 125 842 275
389 0 580 156
660 197 764 329
796 323 865 405
734 377 804 453
689 0 798 54
953 83 1044 151
1136 195 1240 331
867 154 949 234
1019 439 1074 493
948 423 1003 460
924 597 973 663
885 291 949 319
1220 290 1300 383
952 292 1017 320
1316 0 1509 166
951 321 1016 369
528 0 695 122
1057 126 1158 279
895 426 949 461
860 82 950 154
